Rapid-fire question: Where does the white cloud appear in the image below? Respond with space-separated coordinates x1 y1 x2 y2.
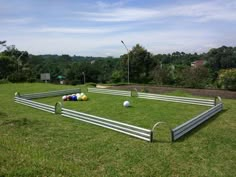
34 26 127 34
5 28 222 56
95 0 125 9
0 17 33 24
77 0 236 22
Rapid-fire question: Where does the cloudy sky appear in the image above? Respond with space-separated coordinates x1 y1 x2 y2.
1 0 236 56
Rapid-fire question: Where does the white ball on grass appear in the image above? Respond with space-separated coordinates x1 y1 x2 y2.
123 101 130 107
62 95 67 100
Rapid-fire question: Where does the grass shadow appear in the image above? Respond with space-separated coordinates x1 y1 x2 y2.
173 109 228 143
0 118 33 127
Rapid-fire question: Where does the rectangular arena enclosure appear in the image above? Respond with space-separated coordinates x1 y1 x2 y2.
14 87 223 142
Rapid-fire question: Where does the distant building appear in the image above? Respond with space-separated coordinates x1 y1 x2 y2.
191 59 206 68
90 60 95 64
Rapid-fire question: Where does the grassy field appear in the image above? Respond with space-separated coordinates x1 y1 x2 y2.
36 92 208 129
0 83 235 176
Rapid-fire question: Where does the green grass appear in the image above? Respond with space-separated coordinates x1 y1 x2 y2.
0 83 235 176
36 92 208 129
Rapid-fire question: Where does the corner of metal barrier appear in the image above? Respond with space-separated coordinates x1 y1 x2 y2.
14 92 20 97
55 102 62 114
214 96 222 106
151 121 172 143
131 88 138 97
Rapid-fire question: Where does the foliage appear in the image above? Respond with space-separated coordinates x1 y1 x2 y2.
181 66 210 88
1 40 236 89
217 69 236 90
205 46 236 79
121 44 153 83
111 70 123 83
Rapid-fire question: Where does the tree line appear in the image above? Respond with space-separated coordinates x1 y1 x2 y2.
0 40 236 90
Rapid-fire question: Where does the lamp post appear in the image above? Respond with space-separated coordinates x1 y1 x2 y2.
121 40 130 84
17 51 26 72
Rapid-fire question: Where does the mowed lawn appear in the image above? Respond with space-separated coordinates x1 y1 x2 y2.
0 83 235 176
36 92 208 129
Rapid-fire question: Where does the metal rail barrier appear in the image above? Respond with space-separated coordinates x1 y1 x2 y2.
171 99 223 141
14 96 55 114
14 88 223 142
61 108 152 142
19 88 81 99
137 92 215 107
88 88 131 97
88 88 215 106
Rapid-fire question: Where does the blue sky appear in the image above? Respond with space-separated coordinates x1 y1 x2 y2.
1 0 236 56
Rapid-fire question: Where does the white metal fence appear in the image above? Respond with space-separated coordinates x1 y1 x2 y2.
137 92 215 106
88 88 131 97
61 108 152 142
20 88 81 99
14 87 223 142
171 102 223 141
14 96 55 114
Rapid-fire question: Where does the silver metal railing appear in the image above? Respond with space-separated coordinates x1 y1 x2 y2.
61 108 152 142
88 88 215 106
88 88 131 97
14 96 55 114
137 92 215 106
19 88 81 99
171 98 223 141
14 88 223 142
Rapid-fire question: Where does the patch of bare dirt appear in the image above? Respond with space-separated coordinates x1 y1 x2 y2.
109 85 236 99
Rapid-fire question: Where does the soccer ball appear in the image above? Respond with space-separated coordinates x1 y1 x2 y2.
123 101 130 107
82 95 88 101
62 95 67 101
72 95 77 101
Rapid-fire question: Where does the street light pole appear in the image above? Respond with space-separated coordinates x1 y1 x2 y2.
121 40 130 84
17 51 26 72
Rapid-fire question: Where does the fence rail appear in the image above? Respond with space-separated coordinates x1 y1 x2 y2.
88 87 215 106
137 92 215 106
14 88 223 142
171 102 223 141
61 108 152 142
14 96 55 114
20 88 81 99
88 88 131 97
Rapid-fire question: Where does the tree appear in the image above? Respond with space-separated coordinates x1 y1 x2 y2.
217 69 236 90
181 66 210 88
121 44 153 83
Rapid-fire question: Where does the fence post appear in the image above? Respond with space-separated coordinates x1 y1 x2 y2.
55 102 62 114
151 122 172 143
131 88 138 97
15 92 20 97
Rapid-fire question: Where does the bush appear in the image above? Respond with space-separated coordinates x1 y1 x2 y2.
0 79 10 84
71 80 80 86
217 69 236 90
181 66 210 88
111 71 122 83
85 82 96 87
8 72 27 83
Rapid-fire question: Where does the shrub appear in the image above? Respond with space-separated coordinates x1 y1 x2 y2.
217 69 236 90
0 79 10 84
85 82 96 87
8 72 27 83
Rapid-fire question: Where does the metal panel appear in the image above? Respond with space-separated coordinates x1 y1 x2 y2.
172 103 223 141
88 88 130 97
21 88 81 99
61 108 152 142
137 92 215 106
14 97 55 114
